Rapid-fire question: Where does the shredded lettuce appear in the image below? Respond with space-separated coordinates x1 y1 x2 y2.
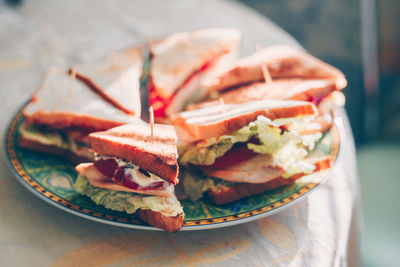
182 171 215 201
179 115 322 178
74 175 183 217
181 168 235 201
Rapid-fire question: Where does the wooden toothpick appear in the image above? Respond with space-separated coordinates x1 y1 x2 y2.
254 43 273 84
69 67 76 99
219 97 225 113
149 106 154 139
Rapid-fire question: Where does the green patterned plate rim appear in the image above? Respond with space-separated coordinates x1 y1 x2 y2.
4 107 342 231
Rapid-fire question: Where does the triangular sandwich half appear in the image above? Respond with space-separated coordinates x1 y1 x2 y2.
202 45 347 93
20 66 141 162
148 28 241 120
193 46 347 135
173 100 331 204
75 123 183 232
71 46 142 116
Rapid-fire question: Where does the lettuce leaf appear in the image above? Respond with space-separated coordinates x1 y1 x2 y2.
180 115 320 166
181 168 235 201
74 175 183 217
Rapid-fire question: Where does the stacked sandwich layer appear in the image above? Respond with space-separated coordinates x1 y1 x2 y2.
75 123 183 232
173 100 331 204
20 47 143 162
19 28 347 231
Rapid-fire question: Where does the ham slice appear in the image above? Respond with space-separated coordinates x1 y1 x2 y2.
75 163 174 197
202 155 332 184
201 154 285 184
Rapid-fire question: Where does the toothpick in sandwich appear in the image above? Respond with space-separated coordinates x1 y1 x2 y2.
254 43 274 86
149 106 154 139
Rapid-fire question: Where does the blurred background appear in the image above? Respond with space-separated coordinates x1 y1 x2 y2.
236 0 399 266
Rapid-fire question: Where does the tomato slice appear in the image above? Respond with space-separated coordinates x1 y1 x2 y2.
199 143 257 170
149 56 219 119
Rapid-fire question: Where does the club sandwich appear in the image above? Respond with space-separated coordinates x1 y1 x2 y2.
75 122 183 232
172 99 331 204
20 64 141 162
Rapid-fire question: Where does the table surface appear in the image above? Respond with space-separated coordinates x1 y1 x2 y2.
0 1 359 266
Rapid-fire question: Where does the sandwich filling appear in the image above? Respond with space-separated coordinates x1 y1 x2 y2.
149 55 222 119
93 155 173 192
180 115 322 176
180 115 322 200
74 174 182 217
19 122 92 160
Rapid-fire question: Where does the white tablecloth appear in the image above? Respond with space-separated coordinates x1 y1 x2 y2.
0 1 359 266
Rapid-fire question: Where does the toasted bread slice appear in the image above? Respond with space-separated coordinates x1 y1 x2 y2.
163 50 239 117
137 209 183 232
71 46 142 116
89 123 179 184
207 157 331 204
149 28 241 100
172 100 318 141
202 45 347 92
23 67 139 131
188 78 336 110
208 175 301 205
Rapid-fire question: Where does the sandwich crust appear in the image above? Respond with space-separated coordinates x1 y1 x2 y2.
173 100 318 141
23 111 126 132
202 45 347 92
207 175 301 205
89 123 179 184
207 157 331 204
188 78 336 111
137 209 184 232
23 66 139 131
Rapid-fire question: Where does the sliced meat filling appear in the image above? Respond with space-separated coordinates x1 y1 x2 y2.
76 157 174 197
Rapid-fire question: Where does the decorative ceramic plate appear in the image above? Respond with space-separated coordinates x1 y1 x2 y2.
4 107 342 231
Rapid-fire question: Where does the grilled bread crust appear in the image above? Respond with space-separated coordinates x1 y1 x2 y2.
89 124 179 184
137 209 184 232
173 100 318 141
207 158 331 205
202 45 347 92
207 175 301 205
